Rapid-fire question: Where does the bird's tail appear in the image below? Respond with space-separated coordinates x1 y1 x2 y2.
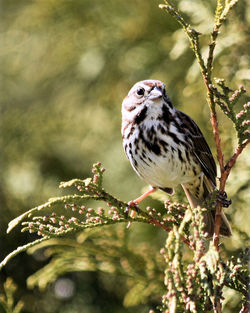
182 184 232 237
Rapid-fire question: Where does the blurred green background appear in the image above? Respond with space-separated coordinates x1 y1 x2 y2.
0 0 249 312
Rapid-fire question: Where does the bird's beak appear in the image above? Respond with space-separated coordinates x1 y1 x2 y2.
148 86 163 100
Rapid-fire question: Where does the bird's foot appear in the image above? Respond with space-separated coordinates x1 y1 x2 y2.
217 190 232 208
125 200 140 218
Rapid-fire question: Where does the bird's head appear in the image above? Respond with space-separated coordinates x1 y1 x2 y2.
122 80 172 125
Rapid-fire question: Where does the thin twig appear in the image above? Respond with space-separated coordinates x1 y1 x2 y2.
239 302 250 313
210 112 225 170
148 218 191 248
213 139 250 249
225 139 250 172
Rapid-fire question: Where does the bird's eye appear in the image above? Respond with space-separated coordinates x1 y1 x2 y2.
136 87 145 97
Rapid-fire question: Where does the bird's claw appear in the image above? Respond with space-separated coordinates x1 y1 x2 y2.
217 191 232 208
125 201 140 218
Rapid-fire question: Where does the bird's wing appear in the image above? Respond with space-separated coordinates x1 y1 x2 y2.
177 111 217 186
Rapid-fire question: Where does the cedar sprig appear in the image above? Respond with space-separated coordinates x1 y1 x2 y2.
24 226 165 302
159 207 214 312
223 249 250 303
0 278 24 313
0 162 192 270
211 79 249 146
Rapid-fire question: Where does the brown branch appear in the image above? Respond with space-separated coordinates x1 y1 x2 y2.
199 75 227 254
213 204 223 250
213 139 250 250
225 139 250 172
217 138 250 193
210 111 225 170
214 299 222 313
239 302 250 313
148 218 191 248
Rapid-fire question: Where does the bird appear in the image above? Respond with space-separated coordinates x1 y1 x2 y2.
121 79 232 237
